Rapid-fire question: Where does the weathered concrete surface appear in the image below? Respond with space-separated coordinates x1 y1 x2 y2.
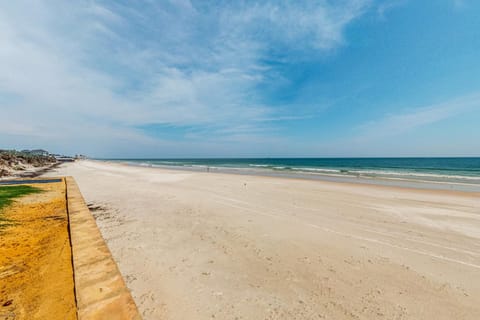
66 177 141 320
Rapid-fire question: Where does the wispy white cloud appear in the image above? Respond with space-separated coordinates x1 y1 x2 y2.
0 0 370 156
376 0 407 19
354 93 480 142
216 1 370 51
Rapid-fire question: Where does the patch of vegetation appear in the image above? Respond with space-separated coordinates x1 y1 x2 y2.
0 149 57 178
0 185 43 230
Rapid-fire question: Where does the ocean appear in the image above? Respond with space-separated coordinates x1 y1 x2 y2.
106 157 480 190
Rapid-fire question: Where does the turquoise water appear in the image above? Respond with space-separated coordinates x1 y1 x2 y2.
107 158 480 186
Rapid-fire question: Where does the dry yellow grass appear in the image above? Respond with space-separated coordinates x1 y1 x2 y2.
0 180 76 319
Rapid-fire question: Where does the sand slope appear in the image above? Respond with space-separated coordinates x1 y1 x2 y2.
45 160 480 319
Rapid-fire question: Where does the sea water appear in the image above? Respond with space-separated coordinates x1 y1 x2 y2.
105 158 480 188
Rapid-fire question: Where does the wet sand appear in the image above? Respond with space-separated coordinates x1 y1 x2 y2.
45 160 480 319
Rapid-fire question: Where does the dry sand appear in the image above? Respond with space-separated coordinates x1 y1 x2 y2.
44 160 480 319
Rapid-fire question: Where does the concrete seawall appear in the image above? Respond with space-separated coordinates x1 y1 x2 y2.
66 177 141 319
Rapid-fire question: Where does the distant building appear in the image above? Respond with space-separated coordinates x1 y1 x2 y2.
54 155 75 162
21 149 50 156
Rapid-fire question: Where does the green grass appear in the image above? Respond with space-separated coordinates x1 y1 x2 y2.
0 185 43 230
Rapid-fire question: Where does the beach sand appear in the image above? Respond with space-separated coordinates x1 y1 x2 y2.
44 160 480 319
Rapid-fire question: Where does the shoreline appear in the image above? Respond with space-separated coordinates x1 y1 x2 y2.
101 159 480 193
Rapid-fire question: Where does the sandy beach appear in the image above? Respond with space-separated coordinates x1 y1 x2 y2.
44 160 480 319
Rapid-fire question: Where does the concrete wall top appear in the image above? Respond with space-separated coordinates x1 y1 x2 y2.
66 176 141 320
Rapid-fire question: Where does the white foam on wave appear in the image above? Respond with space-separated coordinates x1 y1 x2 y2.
286 166 480 181
351 169 480 181
123 160 480 184
291 167 341 174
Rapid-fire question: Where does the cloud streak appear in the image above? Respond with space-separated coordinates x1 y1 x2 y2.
0 0 370 156
376 0 407 19
354 93 480 142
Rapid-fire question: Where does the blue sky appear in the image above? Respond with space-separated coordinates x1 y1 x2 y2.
1 0 479 157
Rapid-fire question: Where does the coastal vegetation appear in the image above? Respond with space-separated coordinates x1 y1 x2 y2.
0 181 76 318
0 149 57 178
0 185 42 230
